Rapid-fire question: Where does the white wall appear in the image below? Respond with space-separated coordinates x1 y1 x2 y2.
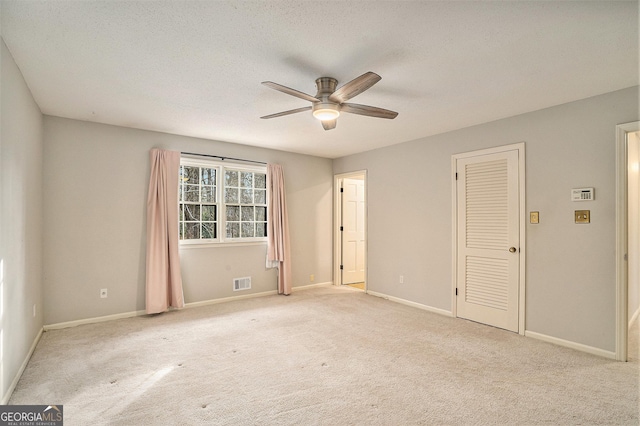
628 131 640 324
43 117 333 324
0 39 44 402
334 87 639 352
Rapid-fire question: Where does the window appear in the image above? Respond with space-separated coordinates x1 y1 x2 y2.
179 164 218 240
179 158 267 244
223 169 267 239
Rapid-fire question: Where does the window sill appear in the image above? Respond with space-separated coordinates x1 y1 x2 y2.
178 240 268 249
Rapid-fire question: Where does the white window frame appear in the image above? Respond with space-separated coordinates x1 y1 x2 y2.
179 157 268 247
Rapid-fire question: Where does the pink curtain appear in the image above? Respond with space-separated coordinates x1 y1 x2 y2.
145 149 184 314
267 164 292 295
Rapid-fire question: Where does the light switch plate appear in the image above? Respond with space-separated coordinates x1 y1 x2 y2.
530 211 539 224
575 210 590 224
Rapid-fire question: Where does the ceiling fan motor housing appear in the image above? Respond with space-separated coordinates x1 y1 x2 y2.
313 77 340 119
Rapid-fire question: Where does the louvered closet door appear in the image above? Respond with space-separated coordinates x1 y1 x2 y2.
456 150 519 332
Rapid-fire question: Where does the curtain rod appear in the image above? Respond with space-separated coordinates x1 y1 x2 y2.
181 152 267 165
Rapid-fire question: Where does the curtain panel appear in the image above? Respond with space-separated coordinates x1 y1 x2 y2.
267 164 292 295
145 149 184 314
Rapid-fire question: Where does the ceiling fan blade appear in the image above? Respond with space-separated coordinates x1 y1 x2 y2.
329 72 381 103
262 81 319 103
341 103 398 119
321 119 337 130
260 106 312 119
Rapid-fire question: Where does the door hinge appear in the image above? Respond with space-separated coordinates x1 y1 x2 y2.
340 226 344 231
455 172 458 180
340 187 344 192
340 265 343 270
455 288 458 296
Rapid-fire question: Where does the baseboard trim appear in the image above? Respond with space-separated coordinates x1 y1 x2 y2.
44 309 147 331
2 327 43 405
367 290 453 317
367 291 619 360
184 289 278 308
292 282 333 291
524 330 616 360
629 306 640 330
186 283 333 308
44 285 330 330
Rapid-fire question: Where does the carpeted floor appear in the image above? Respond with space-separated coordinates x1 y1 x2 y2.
10 286 640 425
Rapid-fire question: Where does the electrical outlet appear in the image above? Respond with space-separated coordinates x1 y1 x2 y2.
310 274 315 282
399 275 404 284
100 288 108 298
33 304 36 317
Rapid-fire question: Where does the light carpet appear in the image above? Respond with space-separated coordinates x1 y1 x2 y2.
10 286 639 425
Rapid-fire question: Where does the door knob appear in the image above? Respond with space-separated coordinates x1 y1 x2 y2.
509 247 517 253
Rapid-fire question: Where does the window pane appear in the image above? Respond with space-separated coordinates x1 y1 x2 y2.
226 205 240 221
256 222 266 237
225 188 238 203
226 222 240 238
241 222 254 237
184 184 200 202
184 166 199 184
184 204 200 221
240 189 253 204
254 189 266 204
255 173 266 189
201 186 216 202
255 206 266 222
201 168 216 185
202 205 216 221
240 171 253 188
179 205 184 221
225 170 238 187
241 206 254 222
184 222 200 239
202 222 216 239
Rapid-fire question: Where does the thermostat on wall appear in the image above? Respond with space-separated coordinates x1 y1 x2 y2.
571 187 594 201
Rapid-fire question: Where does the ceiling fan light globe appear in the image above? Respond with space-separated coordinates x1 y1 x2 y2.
313 109 340 121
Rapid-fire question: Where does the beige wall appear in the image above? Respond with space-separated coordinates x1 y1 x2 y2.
42 117 333 324
334 86 639 352
0 39 44 402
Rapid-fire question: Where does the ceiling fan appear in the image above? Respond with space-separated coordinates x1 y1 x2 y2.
260 71 398 130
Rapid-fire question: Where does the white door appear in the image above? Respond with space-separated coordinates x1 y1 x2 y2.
342 178 365 284
628 132 640 327
456 149 520 332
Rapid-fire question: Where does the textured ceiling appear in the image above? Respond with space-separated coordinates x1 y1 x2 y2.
1 1 638 158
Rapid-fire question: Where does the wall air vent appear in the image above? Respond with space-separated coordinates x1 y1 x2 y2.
233 277 251 291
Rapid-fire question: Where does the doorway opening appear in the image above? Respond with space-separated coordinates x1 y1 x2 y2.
334 171 367 291
616 122 640 362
